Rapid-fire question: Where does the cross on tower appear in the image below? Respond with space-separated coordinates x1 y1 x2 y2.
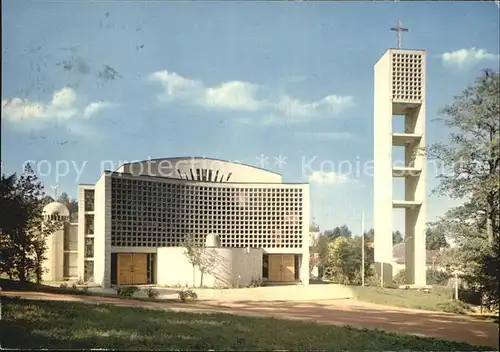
390 19 408 49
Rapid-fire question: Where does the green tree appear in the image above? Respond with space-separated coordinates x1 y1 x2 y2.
392 230 404 245
425 225 448 250
429 69 499 309
0 165 61 283
428 69 499 244
324 225 352 240
322 236 374 285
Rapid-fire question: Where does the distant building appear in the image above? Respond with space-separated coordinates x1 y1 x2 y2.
42 157 311 288
392 242 445 277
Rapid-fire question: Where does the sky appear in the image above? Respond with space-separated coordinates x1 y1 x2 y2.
1 0 499 234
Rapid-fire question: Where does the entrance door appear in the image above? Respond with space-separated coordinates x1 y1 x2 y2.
281 255 295 282
268 254 296 282
117 253 148 285
117 253 134 285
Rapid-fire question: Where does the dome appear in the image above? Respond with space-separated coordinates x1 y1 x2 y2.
205 234 221 248
43 202 70 217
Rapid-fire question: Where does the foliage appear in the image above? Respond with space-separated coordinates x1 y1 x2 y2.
394 269 451 286
436 300 473 315
428 69 500 310
115 286 139 297
426 269 451 286
426 225 448 250
0 165 62 283
247 277 262 287
322 236 374 285
392 230 403 245
177 289 198 302
143 286 159 300
324 224 352 240
428 70 499 244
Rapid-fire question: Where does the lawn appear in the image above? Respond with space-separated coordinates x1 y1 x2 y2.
1 297 492 350
350 285 473 313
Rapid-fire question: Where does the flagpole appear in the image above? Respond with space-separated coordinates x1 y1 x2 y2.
361 211 365 286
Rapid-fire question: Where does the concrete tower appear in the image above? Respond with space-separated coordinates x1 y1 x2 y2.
373 23 427 287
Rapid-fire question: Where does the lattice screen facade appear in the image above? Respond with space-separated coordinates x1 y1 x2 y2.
391 51 424 101
110 175 305 249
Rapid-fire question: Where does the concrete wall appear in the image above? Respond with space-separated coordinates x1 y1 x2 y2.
77 185 94 279
42 226 65 282
93 173 112 288
373 50 394 285
157 247 263 288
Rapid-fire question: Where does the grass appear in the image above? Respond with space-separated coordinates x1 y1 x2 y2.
1 297 492 350
350 285 475 313
0 278 180 303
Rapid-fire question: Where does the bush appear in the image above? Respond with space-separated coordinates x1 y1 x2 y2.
143 286 159 300
115 286 139 297
72 282 77 289
59 282 68 288
393 268 450 286
177 289 198 302
436 300 472 314
427 269 451 286
458 288 482 306
247 278 262 288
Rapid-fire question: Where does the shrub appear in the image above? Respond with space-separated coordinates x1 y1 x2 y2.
59 282 68 288
76 277 85 285
72 282 77 289
177 289 198 302
116 286 139 297
143 286 159 300
427 269 451 286
247 278 262 288
436 300 472 314
458 288 482 306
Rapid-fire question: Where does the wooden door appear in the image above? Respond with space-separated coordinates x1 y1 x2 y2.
268 254 296 282
132 254 148 285
117 253 134 285
281 255 295 282
268 255 282 282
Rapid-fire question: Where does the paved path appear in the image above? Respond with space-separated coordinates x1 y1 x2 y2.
3 291 498 349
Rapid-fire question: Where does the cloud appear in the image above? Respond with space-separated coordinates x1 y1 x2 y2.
441 48 499 70
2 87 113 131
83 101 113 119
309 170 350 185
296 131 355 141
149 70 354 124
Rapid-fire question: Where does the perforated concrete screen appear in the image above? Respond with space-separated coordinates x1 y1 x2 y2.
110 176 305 249
391 51 424 101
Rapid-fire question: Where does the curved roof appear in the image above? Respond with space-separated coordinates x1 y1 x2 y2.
116 156 282 183
119 157 281 175
43 202 70 217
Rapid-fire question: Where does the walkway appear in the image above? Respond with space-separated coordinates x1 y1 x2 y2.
3 291 498 349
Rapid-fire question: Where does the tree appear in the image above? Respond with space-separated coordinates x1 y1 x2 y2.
324 225 352 240
392 230 404 245
322 236 374 285
182 233 215 288
425 225 448 250
0 165 61 283
428 69 499 244
57 192 78 215
429 69 499 309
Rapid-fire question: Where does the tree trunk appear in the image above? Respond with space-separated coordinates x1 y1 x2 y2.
192 265 195 288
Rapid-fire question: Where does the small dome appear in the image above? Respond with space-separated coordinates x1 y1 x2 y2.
43 202 70 217
205 234 221 248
